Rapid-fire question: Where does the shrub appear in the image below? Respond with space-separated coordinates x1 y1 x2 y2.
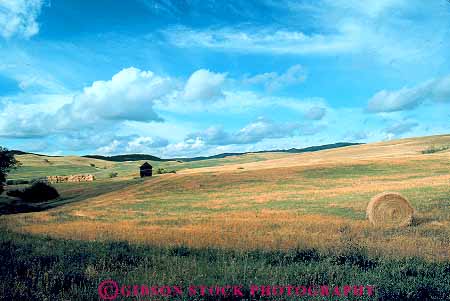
109 172 118 178
89 163 95 167
421 144 450 154
6 189 23 198
156 168 176 174
6 182 59 202
0 146 20 195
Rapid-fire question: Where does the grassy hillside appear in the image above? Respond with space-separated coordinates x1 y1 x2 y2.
7 151 297 181
79 142 360 162
3 134 450 258
1 134 450 299
7 142 361 181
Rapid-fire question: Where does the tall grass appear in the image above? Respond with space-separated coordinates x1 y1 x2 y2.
1 229 449 300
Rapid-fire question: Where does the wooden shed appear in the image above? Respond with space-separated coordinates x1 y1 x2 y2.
139 162 153 177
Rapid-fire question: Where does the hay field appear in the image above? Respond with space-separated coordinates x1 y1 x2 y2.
3 134 450 260
8 152 292 181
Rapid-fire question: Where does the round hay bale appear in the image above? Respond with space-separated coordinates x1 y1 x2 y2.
366 192 414 227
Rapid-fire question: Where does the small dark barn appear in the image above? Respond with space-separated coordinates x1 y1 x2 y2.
140 162 153 177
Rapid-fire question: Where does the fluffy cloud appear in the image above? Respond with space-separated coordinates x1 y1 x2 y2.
0 65 335 157
54 130 134 152
158 87 330 119
153 69 228 113
186 117 317 146
367 88 425 113
162 137 206 157
59 67 172 124
1 67 326 154
367 75 450 113
233 118 301 144
0 101 57 138
0 67 173 138
0 67 232 139
304 106 327 120
0 0 44 39
94 135 169 155
243 64 307 91
96 140 121 155
125 136 169 152
183 69 226 101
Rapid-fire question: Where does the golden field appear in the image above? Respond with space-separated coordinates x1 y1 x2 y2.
2 134 450 260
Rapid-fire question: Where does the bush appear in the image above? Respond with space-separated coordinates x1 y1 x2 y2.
0 146 20 195
109 172 118 178
6 189 23 198
156 168 176 174
6 182 59 202
421 144 450 154
89 163 95 167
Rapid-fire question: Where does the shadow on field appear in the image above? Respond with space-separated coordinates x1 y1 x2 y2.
0 178 142 215
0 195 84 215
412 216 436 226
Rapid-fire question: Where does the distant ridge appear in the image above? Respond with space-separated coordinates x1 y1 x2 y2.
83 154 169 162
82 142 361 162
9 150 62 157
177 142 361 161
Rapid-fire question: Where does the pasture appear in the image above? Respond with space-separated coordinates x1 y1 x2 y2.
1 134 450 299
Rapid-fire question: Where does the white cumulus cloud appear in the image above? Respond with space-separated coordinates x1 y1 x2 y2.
367 75 450 113
125 136 169 153
183 69 226 101
62 67 173 123
0 0 44 39
186 117 320 146
243 64 307 91
0 67 175 138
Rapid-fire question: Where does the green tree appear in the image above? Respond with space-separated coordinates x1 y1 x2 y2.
0 147 20 194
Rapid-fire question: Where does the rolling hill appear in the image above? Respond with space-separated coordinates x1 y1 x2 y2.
2 133 450 260
80 142 360 162
2 133 450 300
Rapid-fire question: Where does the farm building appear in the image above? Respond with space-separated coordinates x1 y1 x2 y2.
140 162 153 177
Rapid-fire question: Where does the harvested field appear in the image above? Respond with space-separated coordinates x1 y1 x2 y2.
3 134 450 261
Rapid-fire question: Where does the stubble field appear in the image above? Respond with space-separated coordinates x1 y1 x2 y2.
1 134 450 299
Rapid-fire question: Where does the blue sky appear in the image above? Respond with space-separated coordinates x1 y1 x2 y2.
0 0 450 157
